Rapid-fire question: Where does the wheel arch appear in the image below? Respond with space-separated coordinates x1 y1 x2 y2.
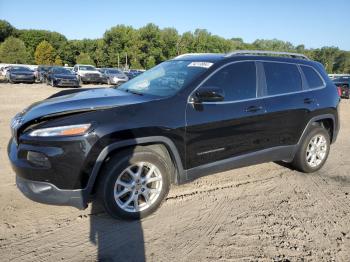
85 136 185 196
298 114 337 146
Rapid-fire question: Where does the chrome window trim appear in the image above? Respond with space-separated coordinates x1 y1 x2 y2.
187 60 326 105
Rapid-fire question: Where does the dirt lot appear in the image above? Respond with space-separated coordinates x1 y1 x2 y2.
0 83 349 261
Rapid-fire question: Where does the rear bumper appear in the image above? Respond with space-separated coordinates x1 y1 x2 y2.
16 175 87 209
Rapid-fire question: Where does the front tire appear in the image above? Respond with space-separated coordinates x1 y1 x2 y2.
291 125 330 173
97 148 170 220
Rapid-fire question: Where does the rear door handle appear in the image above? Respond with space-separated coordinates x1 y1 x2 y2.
304 98 315 104
245 105 263 113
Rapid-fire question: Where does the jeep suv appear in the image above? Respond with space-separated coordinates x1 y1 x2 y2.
8 51 340 220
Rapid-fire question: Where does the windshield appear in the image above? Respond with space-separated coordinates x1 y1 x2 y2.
11 66 31 72
79 65 96 71
118 60 209 97
53 67 73 74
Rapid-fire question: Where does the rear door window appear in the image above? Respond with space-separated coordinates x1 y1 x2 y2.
263 62 302 95
300 65 324 89
201 61 256 101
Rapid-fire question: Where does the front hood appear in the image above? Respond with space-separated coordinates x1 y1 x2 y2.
19 88 154 123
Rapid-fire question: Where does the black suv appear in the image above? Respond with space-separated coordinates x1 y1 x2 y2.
8 51 340 220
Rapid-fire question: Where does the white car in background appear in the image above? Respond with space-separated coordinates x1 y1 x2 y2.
73 64 106 84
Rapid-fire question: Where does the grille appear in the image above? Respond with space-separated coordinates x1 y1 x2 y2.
85 73 100 78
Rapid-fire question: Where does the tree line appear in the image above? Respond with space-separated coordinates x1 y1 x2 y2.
0 19 349 73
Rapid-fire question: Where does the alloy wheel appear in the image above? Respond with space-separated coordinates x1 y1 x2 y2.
113 162 163 212
306 134 327 168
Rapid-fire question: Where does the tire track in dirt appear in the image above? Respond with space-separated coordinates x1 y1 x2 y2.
176 172 284 260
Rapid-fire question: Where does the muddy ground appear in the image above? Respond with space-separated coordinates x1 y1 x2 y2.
0 83 349 261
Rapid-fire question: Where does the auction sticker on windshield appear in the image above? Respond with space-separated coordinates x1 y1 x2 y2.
187 62 213 68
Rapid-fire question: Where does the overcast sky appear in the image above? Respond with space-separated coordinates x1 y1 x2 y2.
1 0 349 50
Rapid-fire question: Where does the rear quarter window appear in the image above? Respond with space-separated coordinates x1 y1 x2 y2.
263 62 302 95
301 65 324 89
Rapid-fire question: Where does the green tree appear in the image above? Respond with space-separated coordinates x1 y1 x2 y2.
18 29 67 63
104 25 140 68
54 55 63 66
160 28 179 59
252 39 295 51
0 37 29 63
0 20 15 42
76 52 95 65
34 40 56 65
333 51 350 74
145 56 156 69
138 23 164 68
312 47 340 73
177 31 195 54
58 41 78 66
94 39 108 67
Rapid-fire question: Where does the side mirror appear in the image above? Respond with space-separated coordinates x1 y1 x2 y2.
192 86 224 103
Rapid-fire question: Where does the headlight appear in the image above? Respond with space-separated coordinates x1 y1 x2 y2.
29 124 91 137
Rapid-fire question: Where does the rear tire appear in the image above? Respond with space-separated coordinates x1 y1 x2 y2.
97 148 171 220
291 125 330 173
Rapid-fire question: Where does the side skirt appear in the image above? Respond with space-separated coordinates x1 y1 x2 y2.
182 145 296 183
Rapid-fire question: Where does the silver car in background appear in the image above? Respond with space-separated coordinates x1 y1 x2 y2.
99 68 129 85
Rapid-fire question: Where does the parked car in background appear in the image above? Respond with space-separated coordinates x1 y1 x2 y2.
124 69 144 79
73 64 106 84
35 65 53 83
1 66 11 77
46 67 80 88
6 66 35 83
99 68 129 85
8 51 340 220
332 76 350 99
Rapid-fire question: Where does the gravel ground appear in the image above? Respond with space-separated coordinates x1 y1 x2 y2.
0 83 349 261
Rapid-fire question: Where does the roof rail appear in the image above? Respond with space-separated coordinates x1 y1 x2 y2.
225 50 309 60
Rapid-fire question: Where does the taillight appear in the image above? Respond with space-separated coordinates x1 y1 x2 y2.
337 86 342 97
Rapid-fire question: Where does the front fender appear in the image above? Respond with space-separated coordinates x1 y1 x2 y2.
85 136 185 196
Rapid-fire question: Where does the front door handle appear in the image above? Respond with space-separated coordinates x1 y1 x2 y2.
304 98 315 104
245 105 263 113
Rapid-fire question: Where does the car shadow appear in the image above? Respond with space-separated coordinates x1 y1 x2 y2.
89 203 146 262
88 142 147 262
273 160 297 171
